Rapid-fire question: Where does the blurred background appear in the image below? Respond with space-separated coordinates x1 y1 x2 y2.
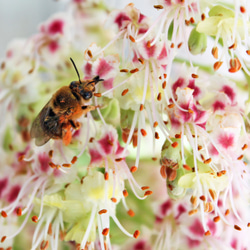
0 0 156 58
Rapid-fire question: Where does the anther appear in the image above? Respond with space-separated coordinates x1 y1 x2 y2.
133 230 140 238
49 162 56 168
190 196 197 207
140 129 147 136
130 68 139 74
171 141 178 148
234 225 242 231
122 89 129 96
87 50 93 58
168 104 174 108
170 43 174 48
162 81 166 89
213 216 220 222
40 240 49 250
247 222 250 227
146 41 151 48
140 104 144 111
129 35 135 43
228 43 237 50
111 197 117 203
153 121 158 127
240 6 246 13
213 61 223 71
120 69 129 73
48 223 52 235
48 150 53 158
201 13 205 21
138 58 144 64
32 215 38 223
62 163 71 168
204 230 211 236
246 50 250 55
155 132 160 139
16 207 22 216
190 17 195 24
102 228 109 236
94 93 102 97
185 20 190 25
204 158 211 164
144 190 153 196
188 209 198 216
237 155 244 160
225 209 230 216
1 236 6 243
130 166 137 173
197 145 202 151
127 209 135 217
199 195 206 201
1 211 7 218
191 73 198 78
71 156 78 164
229 58 241 73
183 164 191 171
154 4 164 9
163 74 167 78
104 172 109 181
98 209 108 215
157 92 162 101
211 47 218 59
152 157 157 161
141 186 150 190
115 158 123 162
160 165 167 178
242 144 248 150
175 133 181 139
209 189 216 200
18 155 25 162
123 190 128 197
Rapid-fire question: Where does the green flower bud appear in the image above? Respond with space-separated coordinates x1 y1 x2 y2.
188 27 207 55
209 5 234 18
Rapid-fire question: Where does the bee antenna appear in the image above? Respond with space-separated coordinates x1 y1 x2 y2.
70 58 82 83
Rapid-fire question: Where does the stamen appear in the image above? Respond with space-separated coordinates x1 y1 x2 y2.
153 5 164 9
127 209 135 217
138 58 144 64
1 211 7 218
240 6 246 13
32 215 39 223
121 89 129 96
234 225 242 231
213 61 223 71
140 129 147 136
130 166 137 173
190 17 195 24
237 155 244 160
40 240 49 250
171 141 178 148
175 134 181 139
144 190 153 196
133 230 140 239
209 189 216 200
94 93 102 97
129 35 135 43
47 223 52 235
115 158 123 162
62 163 71 168
225 209 230 216
98 209 108 215
120 69 129 73
153 121 158 127
102 228 109 236
213 216 220 222
177 42 183 49
87 50 93 58
190 196 197 207
48 150 53 158
204 230 211 236
123 190 128 197
191 73 198 78
212 47 218 59
71 156 77 164
130 68 139 74
188 209 198 216
16 207 22 216
204 158 211 164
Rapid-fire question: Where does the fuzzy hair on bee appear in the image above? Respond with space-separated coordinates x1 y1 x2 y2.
30 58 104 146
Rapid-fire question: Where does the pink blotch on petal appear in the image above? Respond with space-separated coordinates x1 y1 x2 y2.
218 133 234 149
175 204 186 220
0 178 8 198
207 219 216 235
115 142 124 155
48 40 59 53
172 77 185 93
160 200 172 216
38 152 50 173
187 238 201 248
48 19 64 35
133 240 147 250
84 62 93 77
143 41 156 58
114 13 131 29
192 105 207 124
138 13 145 23
103 78 114 89
7 185 21 203
209 144 219 156
53 169 62 177
179 103 192 122
213 101 226 111
188 79 201 98
164 0 171 5
96 59 113 78
221 85 235 103
189 218 205 236
170 116 181 129
231 238 237 249
89 148 103 164
98 134 114 155
6 50 13 58
138 28 148 34
157 45 168 61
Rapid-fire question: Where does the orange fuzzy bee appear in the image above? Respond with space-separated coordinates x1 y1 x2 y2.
30 58 103 146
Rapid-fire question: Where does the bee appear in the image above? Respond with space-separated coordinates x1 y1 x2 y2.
30 58 103 146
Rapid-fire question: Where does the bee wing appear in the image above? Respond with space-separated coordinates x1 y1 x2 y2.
30 101 61 146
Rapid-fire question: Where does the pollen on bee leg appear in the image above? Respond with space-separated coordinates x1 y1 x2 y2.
102 228 109 236
127 209 135 217
40 240 49 250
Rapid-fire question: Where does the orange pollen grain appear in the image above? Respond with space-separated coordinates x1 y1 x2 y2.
242 144 248 150
144 190 153 196
212 47 218 59
171 141 178 148
234 225 242 231
204 230 211 236
1 211 7 218
162 81 166 89
141 186 150 190
48 150 53 158
213 216 220 222
130 68 139 74
153 121 158 127
170 43 174 48
104 172 109 181
94 93 102 97
120 69 129 73
140 129 147 136
213 61 223 71
147 41 151 48
138 58 144 64
32 215 38 223
111 197 117 203
199 195 206 201
16 208 22 216
168 103 174 108
185 20 190 25
1 236 6 243
201 13 205 20
188 209 198 216
225 209 230 216
157 92 162 101
98 209 108 215
190 17 195 23
48 162 56 168
191 73 198 78
177 42 183 49
175 133 181 139
237 155 244 160
140 104 144 111
115 158 123 162
127 209 135 217
228 43 237 50
204 158 212 164
133 230 140 239
87 50 93 58
163 73 167 79
102 228 109 236
154 4 164 9
62 163 71 168
129 35 135 43
121 89 129 96
123 190 129 197
240 6 246 13
183 164 191 171
40 240 49 250
130 166 137 173
155 132 160 139
71 156 78 164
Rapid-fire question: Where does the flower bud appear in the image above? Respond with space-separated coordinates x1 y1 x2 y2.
188 27 207 55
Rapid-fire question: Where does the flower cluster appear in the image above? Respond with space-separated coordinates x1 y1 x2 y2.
1 0 250 249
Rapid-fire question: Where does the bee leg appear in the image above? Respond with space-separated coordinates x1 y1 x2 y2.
62 123 72 145
69 120 81 130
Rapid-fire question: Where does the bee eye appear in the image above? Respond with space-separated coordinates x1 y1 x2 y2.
81 91 92 100
70 81 78 89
